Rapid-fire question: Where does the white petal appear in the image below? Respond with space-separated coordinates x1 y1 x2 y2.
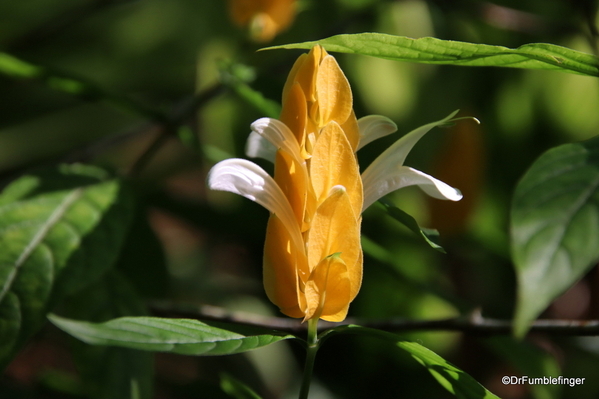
245 131 277 163
207 158 303 250
357 115 397 150
363 166 462 210
361 111 460 211
249 118 304 165
362 111 459 182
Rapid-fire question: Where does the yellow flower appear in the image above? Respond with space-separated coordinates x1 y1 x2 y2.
228 0 296 42
208 46 462 322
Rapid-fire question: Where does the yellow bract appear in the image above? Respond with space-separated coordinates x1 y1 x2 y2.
208 45 463 322
228 0 296 42
264 46 363 322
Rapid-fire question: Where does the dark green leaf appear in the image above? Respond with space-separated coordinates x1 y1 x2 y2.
232 82 281 118
65 270 153 399
0 293 20 364
218 61 281 118
265 33 599 77
511 136 599 337
38 369 85 397
0 164 134 367
49 315 296 356
0 52 164 120
115 206 168 299
220 373 263 399
321 325 499 399
379 199 445 253
486 337 560 399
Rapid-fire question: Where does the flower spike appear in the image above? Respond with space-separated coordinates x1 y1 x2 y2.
208 46 465 323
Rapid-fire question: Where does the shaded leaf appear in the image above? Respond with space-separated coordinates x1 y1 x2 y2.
65 270 153 399
219 61 281 118
266 33 599 77
0 52 164 120
511 136 599 337
321 325 499 399
0 164 134 367
379 199 445 253
115 206 168 299
49 315 296 356
486 336 560 399
220 373 263 399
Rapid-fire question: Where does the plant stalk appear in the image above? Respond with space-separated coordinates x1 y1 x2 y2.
298 318 319 399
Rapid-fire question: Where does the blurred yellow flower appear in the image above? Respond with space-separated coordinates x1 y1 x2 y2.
228 0 296 42
209 46 462 322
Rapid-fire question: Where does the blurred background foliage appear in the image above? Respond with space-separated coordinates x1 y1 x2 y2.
1 0 599 398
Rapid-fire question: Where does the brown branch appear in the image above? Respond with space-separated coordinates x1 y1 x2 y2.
126 83 225 177
149 301 599 337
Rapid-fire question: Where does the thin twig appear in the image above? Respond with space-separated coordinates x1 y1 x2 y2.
149 301 599 337
126 83 225 177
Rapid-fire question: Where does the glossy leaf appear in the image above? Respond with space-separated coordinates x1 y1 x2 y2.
378 199 445 253
49 315 296 356
0 164 133 367
266 33 599 77
321 325 499 399
511 136 599 337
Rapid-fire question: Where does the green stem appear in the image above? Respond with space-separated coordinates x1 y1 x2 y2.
299 318 319 399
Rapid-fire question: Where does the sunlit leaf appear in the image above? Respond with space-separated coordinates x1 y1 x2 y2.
511 136 599 337
378 199 445 253
266 33 599 77
321 325 499 399
0 164 133 367
49 315 296 355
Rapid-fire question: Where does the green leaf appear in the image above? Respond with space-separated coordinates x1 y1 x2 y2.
378 199 445 253
0 52 44 79
511 136 599 337
218 61 281 118
220 373 263 399
265 33 599 77
115 206 168 299
65 271 153 399
0 164 134 367
232 82 281 118
0 52 165 120
486 337 561 399
320 325 499 399
48 315 296 356
397 341 498 399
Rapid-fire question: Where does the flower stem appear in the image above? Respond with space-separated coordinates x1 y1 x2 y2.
299 318 319 399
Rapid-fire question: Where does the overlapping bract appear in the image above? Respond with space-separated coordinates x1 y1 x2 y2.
208 46 462 322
